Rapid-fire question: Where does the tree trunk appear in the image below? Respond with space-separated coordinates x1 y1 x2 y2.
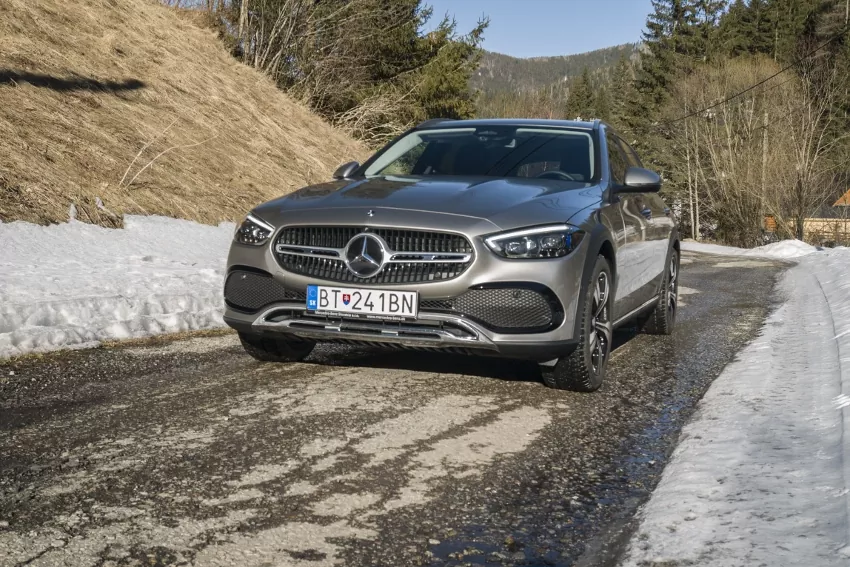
693 128 702 241
238 0 249 56
795 177 805 241
761 107 768 230
686 123 695 240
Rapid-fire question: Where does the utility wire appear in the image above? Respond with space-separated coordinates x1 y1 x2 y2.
659 25 849 126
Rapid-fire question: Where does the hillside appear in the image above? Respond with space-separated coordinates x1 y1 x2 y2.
0 0 366 227
472 44 640 94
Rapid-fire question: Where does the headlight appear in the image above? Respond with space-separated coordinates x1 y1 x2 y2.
484 224 585 259
234 214 274 246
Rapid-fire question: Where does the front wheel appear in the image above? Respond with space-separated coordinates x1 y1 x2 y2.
542 255 613 392
642 248 679 335
239 332 316 362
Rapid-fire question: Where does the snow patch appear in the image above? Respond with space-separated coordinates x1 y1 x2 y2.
682 238 819 259
621 247 850 566
0 215 235 358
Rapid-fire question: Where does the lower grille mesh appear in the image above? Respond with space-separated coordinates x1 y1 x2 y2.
225 270 304 312
420 288 557 331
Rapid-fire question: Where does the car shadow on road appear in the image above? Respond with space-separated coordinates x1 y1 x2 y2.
308 328 640 384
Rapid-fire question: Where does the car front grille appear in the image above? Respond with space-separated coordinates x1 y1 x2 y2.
224 269 305 312
420 287 561 332
275 226 474 284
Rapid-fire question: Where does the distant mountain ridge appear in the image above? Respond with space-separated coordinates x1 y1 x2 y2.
472 43 641 94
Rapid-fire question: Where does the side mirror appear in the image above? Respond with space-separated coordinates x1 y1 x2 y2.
332 161 360 180
618 166 662 193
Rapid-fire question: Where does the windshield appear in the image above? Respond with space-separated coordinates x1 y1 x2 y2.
364 126 596 182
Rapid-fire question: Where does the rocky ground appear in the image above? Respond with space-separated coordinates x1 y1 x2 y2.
0 251 785 567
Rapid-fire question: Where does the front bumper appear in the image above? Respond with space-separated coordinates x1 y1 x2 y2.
224 306 580 361
224 213 588 362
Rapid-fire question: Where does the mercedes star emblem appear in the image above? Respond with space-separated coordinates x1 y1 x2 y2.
344 233 385 278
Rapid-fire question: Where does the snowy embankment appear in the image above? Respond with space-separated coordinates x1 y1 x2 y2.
0 216 235 359
683 237 819 259
621 245 850 566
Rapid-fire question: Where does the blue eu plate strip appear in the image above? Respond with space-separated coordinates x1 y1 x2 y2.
306 285 318 310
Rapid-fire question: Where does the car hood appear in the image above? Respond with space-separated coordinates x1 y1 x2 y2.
253 175 602 230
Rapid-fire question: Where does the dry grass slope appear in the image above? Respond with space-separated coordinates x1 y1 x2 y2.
0 0 367 226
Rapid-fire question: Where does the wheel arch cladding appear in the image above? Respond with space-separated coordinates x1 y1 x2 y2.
584 222 616 285
572 223 616 340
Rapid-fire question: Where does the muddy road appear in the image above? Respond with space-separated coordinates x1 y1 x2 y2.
0 251 785 567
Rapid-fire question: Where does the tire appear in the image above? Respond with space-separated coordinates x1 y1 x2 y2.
238 332 316 362
542 255 613 392
642 248 679 336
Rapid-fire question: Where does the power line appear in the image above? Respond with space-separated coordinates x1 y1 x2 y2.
660 25 849 126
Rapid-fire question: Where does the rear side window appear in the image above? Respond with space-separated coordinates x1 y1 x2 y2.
606 133 627 185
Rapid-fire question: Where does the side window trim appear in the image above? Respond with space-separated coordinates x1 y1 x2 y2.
605 132 628 186
614 135 642 169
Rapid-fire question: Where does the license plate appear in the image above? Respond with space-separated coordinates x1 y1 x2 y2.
306 285 418 320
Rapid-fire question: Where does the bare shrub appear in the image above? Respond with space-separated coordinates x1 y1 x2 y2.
663 55 845 246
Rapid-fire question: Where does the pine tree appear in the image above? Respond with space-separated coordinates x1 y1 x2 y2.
610 55 639 131
719 0 753 56
565 67 595 120
411 14 488 122
693 0 727 60
717 0 819 60
595 84 613 122
813 0 850 164
772 0 827 61
636 0 699 114
747 0 777 55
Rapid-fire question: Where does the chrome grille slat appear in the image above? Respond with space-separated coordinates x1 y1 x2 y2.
275 226 474 284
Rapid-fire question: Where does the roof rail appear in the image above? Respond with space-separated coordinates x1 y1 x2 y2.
416 118 455 128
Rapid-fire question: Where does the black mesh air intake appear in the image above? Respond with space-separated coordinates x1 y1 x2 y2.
420 286 561 332
224 269 305 313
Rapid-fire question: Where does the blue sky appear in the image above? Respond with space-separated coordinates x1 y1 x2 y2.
425 0 653 58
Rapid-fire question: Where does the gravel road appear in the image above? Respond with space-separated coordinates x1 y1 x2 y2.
0 251 784 567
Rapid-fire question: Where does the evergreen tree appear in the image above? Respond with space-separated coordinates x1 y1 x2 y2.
719 0 753 56
693 0 727 60
813 0 850 163
774 0 829 60
746 0 777 55
610 55 639 131
636 0 699 114
565 67 595 119
595 84 613 122
410 14 488 122
718 0 820 61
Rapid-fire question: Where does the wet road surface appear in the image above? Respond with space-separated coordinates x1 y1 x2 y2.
0 252 785 567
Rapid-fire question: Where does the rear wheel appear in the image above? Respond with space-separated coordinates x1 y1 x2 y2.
642 248 679 335
238 332 316 362
542 255 613 392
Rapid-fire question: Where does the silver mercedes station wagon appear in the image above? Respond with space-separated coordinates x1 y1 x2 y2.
224 119 679 391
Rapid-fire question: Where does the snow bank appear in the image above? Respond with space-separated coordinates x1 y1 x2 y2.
682 238 819 259
620 246 850 566
0 216 235 358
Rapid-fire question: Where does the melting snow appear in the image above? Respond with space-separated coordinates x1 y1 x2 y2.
0 215 235 358
621 246 850 566
682 238 821 259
